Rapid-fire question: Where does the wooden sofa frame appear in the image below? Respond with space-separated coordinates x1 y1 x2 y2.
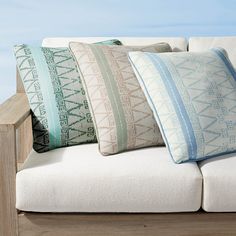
1 73 236 236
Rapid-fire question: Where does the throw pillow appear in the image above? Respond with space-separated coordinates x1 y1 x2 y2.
69 42 172 155
14 39 122 153
129 48 236 163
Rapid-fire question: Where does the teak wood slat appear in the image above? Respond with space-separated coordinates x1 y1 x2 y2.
17 115 32 164
0 94 30 128
19 212 236 236
0 126 18 236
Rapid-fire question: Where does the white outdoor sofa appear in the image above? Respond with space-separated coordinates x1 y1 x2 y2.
1 37 236 236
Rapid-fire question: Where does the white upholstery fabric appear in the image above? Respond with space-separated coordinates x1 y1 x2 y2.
189 36 236 67
190 36 236 212
199 153 236 212
16 144 202 212
42 37 187 52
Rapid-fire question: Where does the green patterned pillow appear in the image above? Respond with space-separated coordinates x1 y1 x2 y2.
14 39 122 153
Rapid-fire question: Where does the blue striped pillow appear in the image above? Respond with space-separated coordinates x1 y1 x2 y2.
129 48 236 163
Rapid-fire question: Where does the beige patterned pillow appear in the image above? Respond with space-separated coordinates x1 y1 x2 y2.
69 42 172 155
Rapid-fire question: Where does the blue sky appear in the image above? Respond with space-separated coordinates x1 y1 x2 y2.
1 0 236 103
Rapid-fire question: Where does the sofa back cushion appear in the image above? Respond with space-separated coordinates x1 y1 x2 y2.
189 37 236 67
42 37 187 51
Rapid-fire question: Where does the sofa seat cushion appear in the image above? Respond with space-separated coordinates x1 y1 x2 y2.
199 153 236 212
16 144 202 213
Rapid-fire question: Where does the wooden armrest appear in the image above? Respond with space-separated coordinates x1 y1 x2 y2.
0 93 33 163
0 93 30 130
0 93 31 235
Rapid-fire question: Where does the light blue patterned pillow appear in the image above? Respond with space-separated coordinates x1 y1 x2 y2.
129 48 236 163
